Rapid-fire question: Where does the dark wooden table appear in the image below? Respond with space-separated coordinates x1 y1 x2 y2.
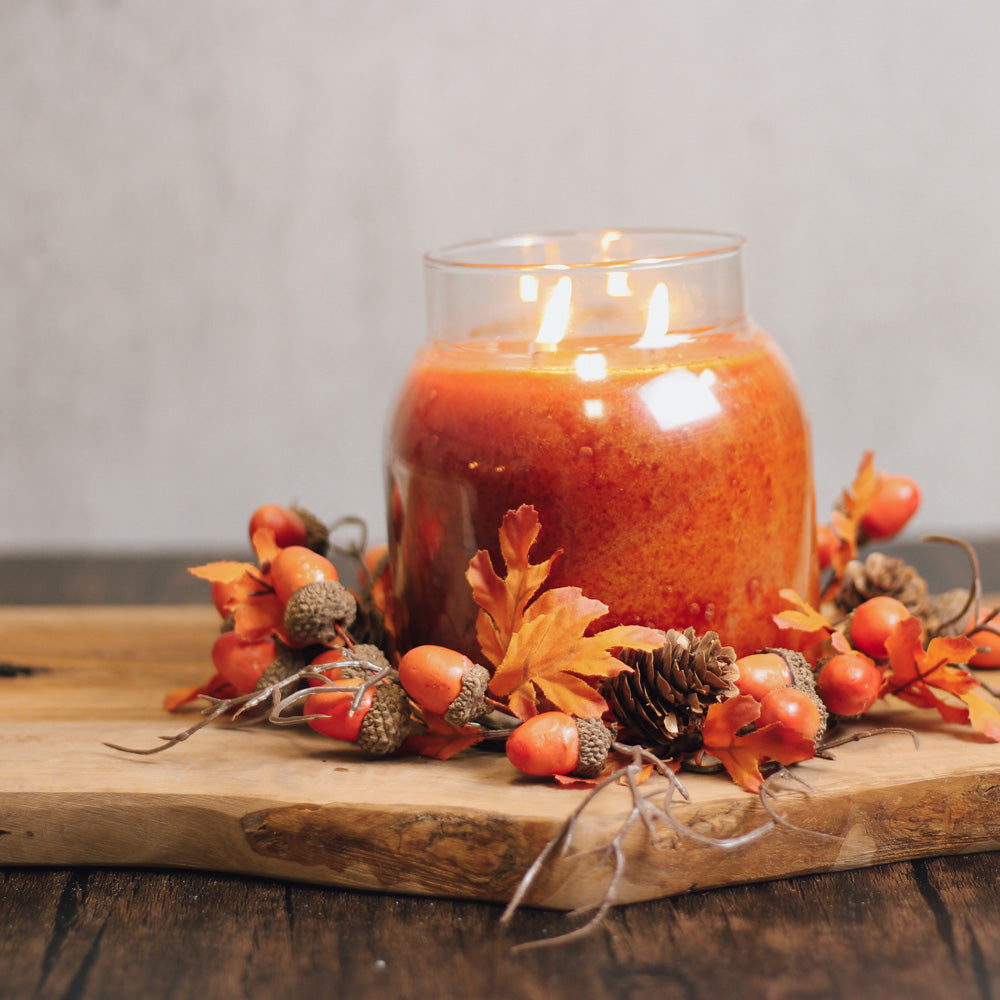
2 545 999 1000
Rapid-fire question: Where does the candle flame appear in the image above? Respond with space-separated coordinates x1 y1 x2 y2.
606 271 631 297
601 231 631 296
519 274 539 302
634 283 671 347
535 276 572 346
574 351 607 382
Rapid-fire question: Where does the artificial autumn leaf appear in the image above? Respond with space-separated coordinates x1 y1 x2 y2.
773 588 836 637
163 671 237 712
233 592 286 642
700 695 816 793
824 452 881 590
469 506 661 720
188 560 256 585
189 529 285 642
488 586 662 720
250 526 281 569
404 710 484 761
883 616 1000 740
773 589 852 656
466 505 561 669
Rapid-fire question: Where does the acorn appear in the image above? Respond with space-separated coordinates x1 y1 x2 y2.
737 647 828 741
397 645 491 727
304 671 411 757
506 712 613 778
283 580 358 646
291 505 331 556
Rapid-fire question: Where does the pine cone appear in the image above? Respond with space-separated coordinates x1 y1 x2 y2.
922 587 970 638
834 553 928 616
604 627 738 754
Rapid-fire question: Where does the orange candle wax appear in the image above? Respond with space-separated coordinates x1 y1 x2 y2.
387 325 817 660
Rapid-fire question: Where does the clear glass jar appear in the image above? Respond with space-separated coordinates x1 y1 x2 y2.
386 230 817 659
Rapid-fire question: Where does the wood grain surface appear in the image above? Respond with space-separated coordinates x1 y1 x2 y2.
3 605 1000 914
2 555 1000 1000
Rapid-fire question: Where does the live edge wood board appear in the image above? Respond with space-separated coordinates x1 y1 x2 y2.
1 605 999 911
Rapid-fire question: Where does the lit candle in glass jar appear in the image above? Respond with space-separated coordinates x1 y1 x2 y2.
386 230 817 659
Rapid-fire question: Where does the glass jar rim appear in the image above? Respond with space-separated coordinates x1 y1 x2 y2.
424 228 746 273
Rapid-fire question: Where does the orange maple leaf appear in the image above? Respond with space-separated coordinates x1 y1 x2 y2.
488 586 662 720
163 671 237 712
773 589 851 655
883 616 1000 740
820 452 885 597
187 560 257 585
188 529 286 642
469 506 662 720
404 710 484 760
466 505 561 669
773 588 836 637
700 695 817 793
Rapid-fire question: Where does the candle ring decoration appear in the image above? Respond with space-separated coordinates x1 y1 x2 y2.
106 230 1000 950
387 229 818 660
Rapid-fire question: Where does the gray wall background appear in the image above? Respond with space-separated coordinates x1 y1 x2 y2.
3 1 998 554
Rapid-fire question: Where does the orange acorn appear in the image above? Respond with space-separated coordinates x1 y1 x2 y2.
506 712 612 778
397 645 491 727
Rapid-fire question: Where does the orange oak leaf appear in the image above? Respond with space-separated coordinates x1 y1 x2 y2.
187 560 257 584
773 589 852 656
404 711 484 760
189 533 284 642
250 526 281 569
232 592 286 642
773 588 836 637
466 505 562 668
823 452 881 593
700 695 817 793
488 586 662 720
883 616 1000 739
163 671 237 712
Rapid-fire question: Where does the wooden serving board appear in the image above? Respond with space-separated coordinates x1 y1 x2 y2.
2 605 1000 911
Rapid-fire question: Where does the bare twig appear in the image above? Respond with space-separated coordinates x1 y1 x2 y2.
922 534 981 632
819 726 920 753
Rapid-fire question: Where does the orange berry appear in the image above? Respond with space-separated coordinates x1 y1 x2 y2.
968 615 1000 668
270 546 339 604
816 524 839 571
211 631 277 694
850 596 911 660
861 475 920 541
360 544 389 588
817 652 882 716
249 504 308 549
758 687 822 741
506 712 581 776
304 679 373 742
734 652 794 701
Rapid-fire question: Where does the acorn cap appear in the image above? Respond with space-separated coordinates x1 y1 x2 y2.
572 717 613 778
254 643 306 692
284 580 357 646
443 662 490 727
762 646 828 741
344 643 392 673
357 681 411 756
291 505 330 556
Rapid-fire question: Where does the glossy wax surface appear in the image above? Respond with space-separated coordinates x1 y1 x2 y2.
387 324 817 659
